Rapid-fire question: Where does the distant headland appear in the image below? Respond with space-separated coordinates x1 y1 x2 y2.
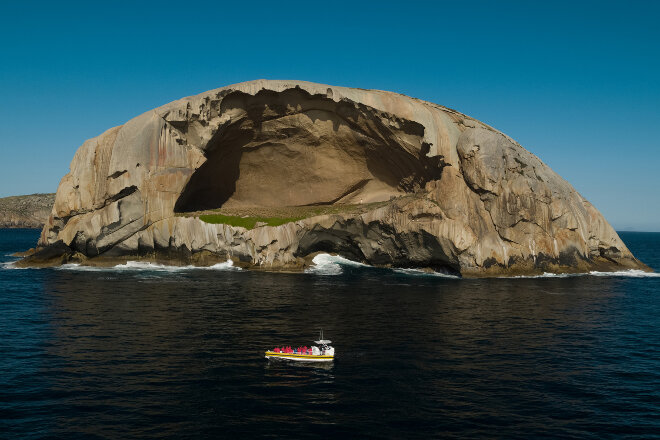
17 80 650 276
0 193 55 229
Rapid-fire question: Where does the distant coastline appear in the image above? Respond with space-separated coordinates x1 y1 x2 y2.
614 230 660 234
0 193 54 229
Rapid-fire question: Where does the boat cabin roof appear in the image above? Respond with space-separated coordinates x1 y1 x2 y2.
314 339 332 344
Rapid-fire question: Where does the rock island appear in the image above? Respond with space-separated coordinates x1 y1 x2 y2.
20 80 649 276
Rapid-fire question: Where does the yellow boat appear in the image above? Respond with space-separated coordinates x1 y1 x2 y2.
265 331 335 363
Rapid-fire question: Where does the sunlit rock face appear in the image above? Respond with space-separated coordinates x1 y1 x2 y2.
27 80 648 276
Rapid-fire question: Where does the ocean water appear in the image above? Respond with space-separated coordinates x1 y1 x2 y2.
0 229 658 439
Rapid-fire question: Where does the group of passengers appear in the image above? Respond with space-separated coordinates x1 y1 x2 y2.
273 346 313 355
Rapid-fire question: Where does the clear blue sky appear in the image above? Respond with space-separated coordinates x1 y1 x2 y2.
1 0 658 231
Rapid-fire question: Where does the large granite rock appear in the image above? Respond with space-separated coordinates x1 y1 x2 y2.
23 80 648 275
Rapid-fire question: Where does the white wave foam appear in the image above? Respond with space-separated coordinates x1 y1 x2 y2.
57 259 241 272
305 254 659 279
588 269 660 278
306 254 460 278
508 269 659 279
114 261 191 271
206 260 241 271
0 261 29 270
4 253 656 280
305 253 369 275
392 268 460 279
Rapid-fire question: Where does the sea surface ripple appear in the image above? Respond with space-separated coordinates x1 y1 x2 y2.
0 229 659 439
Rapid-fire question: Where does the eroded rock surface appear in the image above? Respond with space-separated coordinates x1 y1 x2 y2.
23 80 648 275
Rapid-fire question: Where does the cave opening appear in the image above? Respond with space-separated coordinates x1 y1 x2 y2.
174 88 444 213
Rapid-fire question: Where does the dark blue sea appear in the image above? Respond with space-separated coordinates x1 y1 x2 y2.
1 229 659 439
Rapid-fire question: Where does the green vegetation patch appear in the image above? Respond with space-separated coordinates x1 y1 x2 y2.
189 198 410 229
198 214 305 230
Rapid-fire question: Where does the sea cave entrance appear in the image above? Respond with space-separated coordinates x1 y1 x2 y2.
174 88 442 213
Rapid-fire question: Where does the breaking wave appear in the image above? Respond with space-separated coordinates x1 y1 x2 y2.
305 255 658 279
305 254 370 275
1 254 657 279
507 269 660 279
1 261 28 270
306 253 459 278
56 260 240 272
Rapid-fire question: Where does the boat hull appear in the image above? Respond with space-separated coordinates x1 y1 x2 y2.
265 351 334 362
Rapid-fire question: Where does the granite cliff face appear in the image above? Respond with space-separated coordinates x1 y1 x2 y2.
24 80 648 275
0 194 55 228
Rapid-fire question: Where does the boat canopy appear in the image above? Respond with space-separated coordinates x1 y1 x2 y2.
315 330 331 345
